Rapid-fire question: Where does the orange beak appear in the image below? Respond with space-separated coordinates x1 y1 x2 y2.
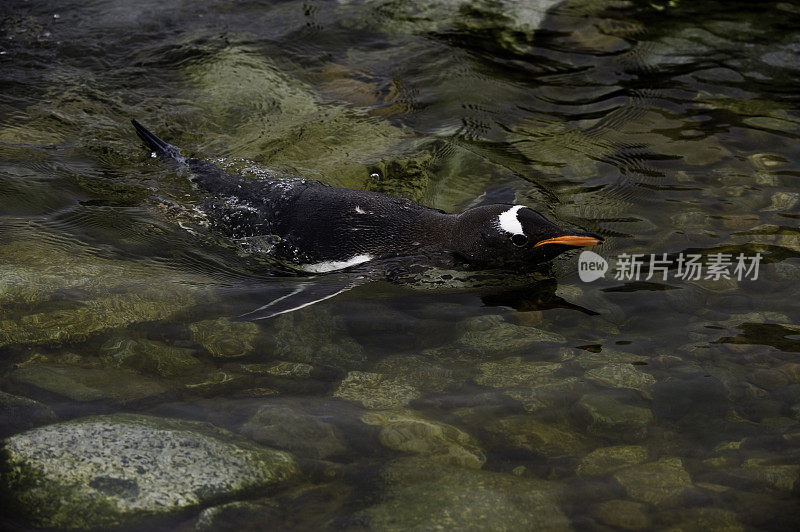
533 235 603 248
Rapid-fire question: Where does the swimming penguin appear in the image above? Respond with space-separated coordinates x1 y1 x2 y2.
131 120 603 318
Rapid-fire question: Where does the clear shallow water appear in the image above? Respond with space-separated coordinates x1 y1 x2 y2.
1 0 799 530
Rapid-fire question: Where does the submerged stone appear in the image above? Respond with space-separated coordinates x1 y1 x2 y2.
362 410 485 468
195 500 281 532
185 46 410 187
592 499 650 530
613 457 693 506
458 315 565 356
663 507 745 532
189 317 260 358
365 151 433 202
475 357 562 388
577 394 654 442
585 363 656 396
100 337 208 378
333 371 420 409
1 414 296 529
0 391 57 437
486 415 588 458
239 403 348 460
359 457 569 531
10 365 171 406
577 445 649 477
0 234 209 349
271 308 366 369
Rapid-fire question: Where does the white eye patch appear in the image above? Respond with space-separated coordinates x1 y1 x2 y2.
497 205 525 236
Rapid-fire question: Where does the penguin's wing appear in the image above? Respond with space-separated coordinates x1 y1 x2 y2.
232 273 371 321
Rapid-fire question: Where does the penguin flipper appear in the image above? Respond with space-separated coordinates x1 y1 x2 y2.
131 119 184 161
233 275 368 321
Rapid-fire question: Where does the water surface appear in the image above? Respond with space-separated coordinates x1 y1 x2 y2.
1 0 799 530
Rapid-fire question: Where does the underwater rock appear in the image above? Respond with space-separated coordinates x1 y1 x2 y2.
100 337 208 378
1 414 296 529
195 500 281 532
475 357 562 388
365 151 433 202
762 191 799 212
373 354 462 394
474 357 582 412
560 348 650 369
662 507 745 531
0 390 57 437
613 457 693 506
576 394 654 442
358 456 569 531
239 361 316 378
271 308 366 370
362 410 485 468
333 371 420 409
0 234 210 349
458 315 565 356
10 365 171 406
592 499 650 530
585 363 656 396
577 445 649 477
738 459 800 492
486 415 588 458
189 318 260 358
239 403 348 460
185 46 410 187
505 377 583 413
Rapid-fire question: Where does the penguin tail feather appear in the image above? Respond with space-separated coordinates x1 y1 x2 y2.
131 119 183 161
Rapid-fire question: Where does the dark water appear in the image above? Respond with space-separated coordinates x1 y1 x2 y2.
1 0 799 530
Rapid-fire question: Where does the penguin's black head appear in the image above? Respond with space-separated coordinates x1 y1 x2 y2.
450 204 603 267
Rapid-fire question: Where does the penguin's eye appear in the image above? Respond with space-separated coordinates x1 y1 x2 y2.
511 234 528 247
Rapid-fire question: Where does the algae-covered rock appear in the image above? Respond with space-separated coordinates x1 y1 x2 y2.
475 357 562 388
585 363 656 396
239 403 348 460
333 371 420 409
189 317 260 358
739 459 800 492
592 499 650 530
271 308 366 369
505 377 582 413
577 394 654 442
663 507 745 532
613 457 693 506
363 410 485 468
100 337 208 378
365 151 433 202
0 232 210 349
195 500 281 532
457 315 565 356
373 354 462 394
11 365 171 406
560 348 650 369
185 46 411 187
359 456 570 531
577 445 649 477
486 415 588 458
0 414 296 529
474 357 582 412
0 391 57 437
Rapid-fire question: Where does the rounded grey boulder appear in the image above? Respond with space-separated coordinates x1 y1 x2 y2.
1 414 296 530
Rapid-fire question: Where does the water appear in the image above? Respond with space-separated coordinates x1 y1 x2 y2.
1 0 799 529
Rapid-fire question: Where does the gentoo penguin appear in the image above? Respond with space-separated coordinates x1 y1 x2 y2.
131 120 603 318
